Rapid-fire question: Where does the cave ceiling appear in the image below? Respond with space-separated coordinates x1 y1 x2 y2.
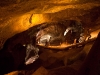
0 0 100 49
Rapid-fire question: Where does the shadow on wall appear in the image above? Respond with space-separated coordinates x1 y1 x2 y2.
0 0 28 6
0 24 42 75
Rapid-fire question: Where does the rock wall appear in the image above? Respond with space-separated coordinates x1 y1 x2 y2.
0 0 100 49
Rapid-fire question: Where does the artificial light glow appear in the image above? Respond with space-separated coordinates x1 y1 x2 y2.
38 29 100 49
12 14 47 33
31 14 47 25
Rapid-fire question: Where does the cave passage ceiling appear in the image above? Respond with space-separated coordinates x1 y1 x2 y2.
0 0 100 49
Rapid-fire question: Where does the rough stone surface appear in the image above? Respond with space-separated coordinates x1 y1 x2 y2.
32 66 48 75
0 0 100 75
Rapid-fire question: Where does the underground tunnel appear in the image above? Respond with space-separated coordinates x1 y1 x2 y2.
0 0 100 75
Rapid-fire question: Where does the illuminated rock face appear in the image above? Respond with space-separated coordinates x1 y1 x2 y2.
36 22 67 46
0 0 100 49
36 20 86 46
25 44 39 65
